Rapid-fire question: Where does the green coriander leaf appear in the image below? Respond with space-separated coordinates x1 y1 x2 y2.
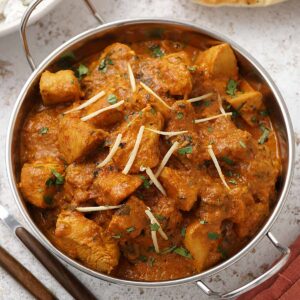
181 227 186 237
39 127 48 135
173 247 192 259
176 111 184 120
107 94 118 105
77 64 89 79
57 51 76 68
178 146 193 155
188 66 197 72
139 175 150 189
51 169 65 185
126 226 135 233
150 107 156 115
45 178 55 187
222 156 234 165
251 116 257 123
150 223 160 231
98 56 113 72
226 79 238 97
204 100 211 107
148 257 155 267
229 179 237 185
139 255 148 262
199 219 208 225
260 110 269 116
154 214 166 221
258 128 270 144
207 127 213 133
217 245 228 259
208 232 220 240
150 45 164 58
161 245 177 254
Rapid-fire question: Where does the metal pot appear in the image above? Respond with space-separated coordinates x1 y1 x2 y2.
6 0 295 298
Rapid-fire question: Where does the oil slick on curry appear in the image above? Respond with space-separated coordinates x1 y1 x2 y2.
18 39 281 281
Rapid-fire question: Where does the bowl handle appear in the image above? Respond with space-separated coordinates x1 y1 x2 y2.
196 231 290 299
20 0 104 71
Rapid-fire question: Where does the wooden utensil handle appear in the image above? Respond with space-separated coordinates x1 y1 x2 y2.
0 245 56 300
15 227 97 300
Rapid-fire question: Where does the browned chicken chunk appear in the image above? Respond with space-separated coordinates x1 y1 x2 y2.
20 163 65 208
40 70 81 106
55 210 119 274
108 196 148 241
58 114 107 164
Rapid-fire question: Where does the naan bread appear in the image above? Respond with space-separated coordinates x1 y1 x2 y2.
195 0 287 7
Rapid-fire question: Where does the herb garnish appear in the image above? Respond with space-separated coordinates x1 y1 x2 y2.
199 219 208 225
178 146 193 155
228 179 237 185
112 234 122 239
208 232 220 240
258 128 270 144
46 169 64 186
239 140 247 148
222 156 234 165
98 56 113 72
154 214 166 221
150 45 164 58
139 255 148 262
181 227 186 237
176 111 184 120
173 247 192 259
57 51 76 68
139 175 150 189
76 64 89 79
217 245 228 259
126 226 135 233
148 257 155 267
188 66 197 72
161 245 177 254
260 110 269 116
226 79 238 97
150 223 160 231
107 94 118 105
39 127 48 135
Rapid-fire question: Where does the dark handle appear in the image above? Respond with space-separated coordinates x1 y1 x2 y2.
15 227 97 300
0 245 56 300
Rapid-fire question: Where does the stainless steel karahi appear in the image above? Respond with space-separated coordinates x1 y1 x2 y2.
6 0 295 298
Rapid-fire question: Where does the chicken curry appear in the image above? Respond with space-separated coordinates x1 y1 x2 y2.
19 39 281 281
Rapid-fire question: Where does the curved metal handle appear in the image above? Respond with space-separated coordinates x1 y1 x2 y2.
197 231 290 299
20 0 104 71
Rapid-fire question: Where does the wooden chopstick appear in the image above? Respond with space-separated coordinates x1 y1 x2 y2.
0 244 57 300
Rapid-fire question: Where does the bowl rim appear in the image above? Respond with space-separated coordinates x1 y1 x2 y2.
6 17 295 287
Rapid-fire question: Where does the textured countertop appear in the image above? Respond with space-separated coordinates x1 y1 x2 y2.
0 0 299 299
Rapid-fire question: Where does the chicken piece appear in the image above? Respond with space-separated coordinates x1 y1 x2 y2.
112 105 164 173
58 114 107 164
81 43 136 98
137 51 192 97
40 70 81 106
55 210 119 274
108 196 148 241
20 163 65 208
184 221 220 272
94 169 142 205
159 167 198 211
199 116 257 163
21 108 63 163
64 162 96 204
151 196 182 233
196 43 238 81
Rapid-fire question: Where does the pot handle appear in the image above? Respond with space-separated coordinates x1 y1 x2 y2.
20 0 104 71
196 231 290 299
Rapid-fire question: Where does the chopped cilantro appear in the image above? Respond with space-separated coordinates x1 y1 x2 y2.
139 175 150 189
222 156 234 165
226 79 238 97
208 232 220 240
57 51 76 68
150 45 164 58
139 255 148 262
154 214 166 221
251 116 257 123
173 247 192 259
126 226 135 233
107 94 118 104
98 56 113 73
43 195 53 205
199 219 208 225
150 223 160 231
148 257 155 267
51 169 64 185
188 66 197 72
39 127 48 135
150 107 156 115
76 64 89 79
176 111 184 120
229 179 237 185
207 126 213 133
161 245 177 254
204 100 211 107
178 146 193 155
217 245 228 259
181 227 186 237
260 110 269 116
258 128 270 145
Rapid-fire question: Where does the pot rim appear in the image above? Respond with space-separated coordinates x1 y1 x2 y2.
6 18 295 287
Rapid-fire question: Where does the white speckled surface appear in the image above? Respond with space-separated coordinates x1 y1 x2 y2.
0 0 299 299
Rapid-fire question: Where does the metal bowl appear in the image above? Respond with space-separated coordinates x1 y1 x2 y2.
6 0 295 298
